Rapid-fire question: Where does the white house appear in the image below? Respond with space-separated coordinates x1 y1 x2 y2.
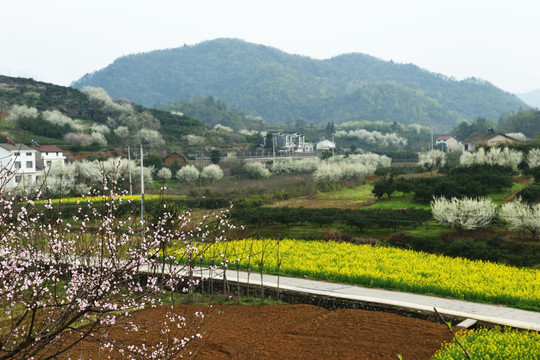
0 143 40 189
32 144 67 169
435 136 458 152
266 132 313 153
316 139 336 152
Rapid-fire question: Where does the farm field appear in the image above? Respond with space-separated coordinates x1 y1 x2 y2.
172 239 540 311
59 304 457 360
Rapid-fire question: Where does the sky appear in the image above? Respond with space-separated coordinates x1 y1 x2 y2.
2 0 540 94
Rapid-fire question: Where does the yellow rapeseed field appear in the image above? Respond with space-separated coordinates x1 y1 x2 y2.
432 327 540 359
174 238 540 310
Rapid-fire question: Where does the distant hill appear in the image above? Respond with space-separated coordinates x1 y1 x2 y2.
72 38 527 131
517 89 540 108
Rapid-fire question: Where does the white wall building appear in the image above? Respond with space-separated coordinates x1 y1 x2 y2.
32 144 67 169
0 143 40 189
0 143 68 189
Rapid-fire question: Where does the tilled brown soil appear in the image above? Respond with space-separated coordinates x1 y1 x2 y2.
60 304 456 360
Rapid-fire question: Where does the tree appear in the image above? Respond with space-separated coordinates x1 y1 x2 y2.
372 177 395 199
0 167 234 359
200 164 224 183
418 149 446 174
156 167 172 181
176 165 200 183
431 196 496 231
527 148 540 168
499 198 540 239
243 162 270 179
210 149 222 164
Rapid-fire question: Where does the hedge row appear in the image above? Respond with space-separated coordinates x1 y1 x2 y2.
230 207 432 231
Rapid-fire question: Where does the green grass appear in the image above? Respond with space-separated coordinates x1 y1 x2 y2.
489 181 528 203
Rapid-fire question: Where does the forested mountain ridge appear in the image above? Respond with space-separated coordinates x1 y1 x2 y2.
72 38 527 131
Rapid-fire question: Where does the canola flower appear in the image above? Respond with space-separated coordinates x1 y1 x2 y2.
33 194 184 205
432 327 540 359
171 239 540 310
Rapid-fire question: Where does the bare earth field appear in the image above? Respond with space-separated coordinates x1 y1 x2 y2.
62 304 456 360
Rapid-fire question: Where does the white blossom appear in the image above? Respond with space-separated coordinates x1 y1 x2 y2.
200 164 224 182
499 197 540 238
176 165 199 183
527 148 540 168
156 167 172 180
431 196 496 230
243 162 270 179
7 104 38 121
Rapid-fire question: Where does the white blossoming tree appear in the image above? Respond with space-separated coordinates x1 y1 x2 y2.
431 196 497 231
176 165 200 183
6 104 38 122
527 148 540 169
157 167 172 181
418 149 446 173
500 197 540 239
200 164 224 183
243 162 270 179
459 147 522 170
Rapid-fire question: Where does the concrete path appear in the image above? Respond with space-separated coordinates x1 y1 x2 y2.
197 267 540 331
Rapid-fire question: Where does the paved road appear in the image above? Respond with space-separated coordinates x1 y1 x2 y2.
197 267 540 331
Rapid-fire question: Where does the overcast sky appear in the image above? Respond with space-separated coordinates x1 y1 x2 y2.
2 0 539 94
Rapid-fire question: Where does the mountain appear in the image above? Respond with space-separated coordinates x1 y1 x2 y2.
72 38 528 131
517 89 540 108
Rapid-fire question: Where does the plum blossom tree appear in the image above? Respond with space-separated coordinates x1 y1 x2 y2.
176 165 200 183
527 148 540 168
200 164 224 183
157 167 172 181
0 162 234 359
431 196 497 231
460 147 522 170
243 162 270 179
499 197 540 239
6 105 38 122
418 149 446 173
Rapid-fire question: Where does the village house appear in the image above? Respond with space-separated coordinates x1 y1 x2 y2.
461 129 520 152
0 143 40 189
162 152 188 166
266 132 314 153
435 136 458 152
32 144 67 169
0 142 68 189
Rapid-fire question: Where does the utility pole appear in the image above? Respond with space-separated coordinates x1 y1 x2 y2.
127 144 133 196
272 136 276 170
140 143 145 237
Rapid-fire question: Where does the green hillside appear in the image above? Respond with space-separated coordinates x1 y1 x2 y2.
72 38 527 131
0 75 206 150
